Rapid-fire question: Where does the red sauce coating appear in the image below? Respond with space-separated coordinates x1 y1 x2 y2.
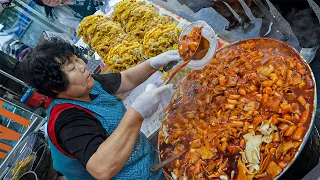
159 39 315 180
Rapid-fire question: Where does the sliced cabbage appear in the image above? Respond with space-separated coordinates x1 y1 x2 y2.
262 135 273 143
220 175 228 180
247 164 260 174
260 121 277 136
243 132 262 149
243 132 263 173
260 122 277 143
244 148 260 165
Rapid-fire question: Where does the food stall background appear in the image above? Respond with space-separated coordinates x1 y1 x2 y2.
0 0 320 179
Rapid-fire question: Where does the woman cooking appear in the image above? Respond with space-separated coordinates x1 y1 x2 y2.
22 38 180 179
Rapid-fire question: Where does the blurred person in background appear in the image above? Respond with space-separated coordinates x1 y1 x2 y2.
33 0 109 28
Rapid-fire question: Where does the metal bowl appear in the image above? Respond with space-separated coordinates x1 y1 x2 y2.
158 38 317 180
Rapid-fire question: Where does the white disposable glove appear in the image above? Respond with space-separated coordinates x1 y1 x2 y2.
131 84 173 119
149 50 181 69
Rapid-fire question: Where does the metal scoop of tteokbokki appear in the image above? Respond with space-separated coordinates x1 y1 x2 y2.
178 27 205 61
179 21 218 70
162 21 218 86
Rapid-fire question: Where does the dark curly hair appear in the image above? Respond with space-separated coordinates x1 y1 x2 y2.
22 38 75 98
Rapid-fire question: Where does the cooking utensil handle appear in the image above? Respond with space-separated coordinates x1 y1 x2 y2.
161 60 191 86
161 77 171 86
163 60 179 72
150 153 181 172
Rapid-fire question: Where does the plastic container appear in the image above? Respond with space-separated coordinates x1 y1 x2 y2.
178 20 218 70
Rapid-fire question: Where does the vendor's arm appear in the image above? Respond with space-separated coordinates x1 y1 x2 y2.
116 50 180 94
86 107 143 179
86 84 171 179
57 84 172 179
56 107 143 179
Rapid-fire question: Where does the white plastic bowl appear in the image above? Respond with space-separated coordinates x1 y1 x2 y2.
179 20 218 70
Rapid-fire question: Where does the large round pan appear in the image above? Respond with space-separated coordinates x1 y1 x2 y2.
158 38 317 180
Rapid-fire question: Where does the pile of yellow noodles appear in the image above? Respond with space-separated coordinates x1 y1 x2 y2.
106 41 143 72
77 15 107 44
113 1 173 43
143 22 182 58
77 0 182 72
112 0 141 26
77 15 127 60
125 5 172 42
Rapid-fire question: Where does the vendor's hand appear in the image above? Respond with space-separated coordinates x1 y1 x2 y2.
132 84 173 119
149 50 181 69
